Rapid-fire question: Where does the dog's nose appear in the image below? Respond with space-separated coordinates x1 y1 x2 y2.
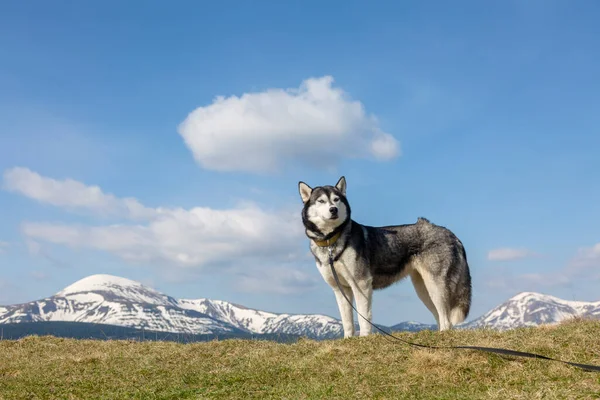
329 206 338 215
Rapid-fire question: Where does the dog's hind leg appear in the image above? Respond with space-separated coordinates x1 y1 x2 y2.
410 271 439 327
332 285 355 338
418 270 452 331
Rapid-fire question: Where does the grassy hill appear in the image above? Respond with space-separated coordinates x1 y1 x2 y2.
1 318 599 399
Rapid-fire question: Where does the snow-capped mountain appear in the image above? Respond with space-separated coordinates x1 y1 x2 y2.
2 275 599 338
0 274 343 339
583 308 600 319
390 321 435 332
178 299 342 338
0 275 240 335
465 292 600 330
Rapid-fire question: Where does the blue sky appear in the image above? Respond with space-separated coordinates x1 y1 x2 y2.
1 1 599 325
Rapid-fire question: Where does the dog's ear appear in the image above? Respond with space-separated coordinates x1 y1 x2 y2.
298 181 313 203
335 176 346 196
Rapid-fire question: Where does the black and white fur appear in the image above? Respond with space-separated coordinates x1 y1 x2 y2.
298 176 472 336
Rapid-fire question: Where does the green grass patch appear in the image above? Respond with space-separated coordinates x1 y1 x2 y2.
1 318 599 399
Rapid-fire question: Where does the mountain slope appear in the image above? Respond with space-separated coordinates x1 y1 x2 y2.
390 321 435 332
0 274 343 339
3 275 599 338
178 298 343 337
0 275 241 335
465 292 600 330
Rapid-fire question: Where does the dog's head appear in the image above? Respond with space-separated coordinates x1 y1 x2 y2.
298 176 350 237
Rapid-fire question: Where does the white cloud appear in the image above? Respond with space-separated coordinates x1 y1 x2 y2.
0 241 8 254
499 243 600 288
3 167 155 220
487 247 538 261
23 239 69 269
177 76 400 173
484 271 571 291
486 243 600 291
518 272 571 287
569 243 600 270
22 205 305 268
8 168 307 269
564 242 600 282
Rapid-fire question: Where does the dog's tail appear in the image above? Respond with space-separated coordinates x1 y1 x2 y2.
450 303 470 325
451 243 472 326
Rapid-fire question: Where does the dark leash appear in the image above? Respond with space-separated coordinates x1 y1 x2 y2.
327 249 600 373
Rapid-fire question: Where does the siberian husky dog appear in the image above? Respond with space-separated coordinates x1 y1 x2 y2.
298 176 472 337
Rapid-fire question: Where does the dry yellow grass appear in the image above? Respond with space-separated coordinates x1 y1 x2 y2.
1 318 599 399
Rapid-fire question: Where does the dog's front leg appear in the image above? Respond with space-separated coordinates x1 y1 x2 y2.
332 285 355 338
352 279 373 337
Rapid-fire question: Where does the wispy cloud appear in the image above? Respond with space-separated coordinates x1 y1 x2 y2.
5 168 306 271
484 271 571 291
25 239 71 269
566 242 600 281
3 167 155 220
486 242 600 291
21 205 305 268
487 247 539 261
569 243 600 270
0 241 8 254
178 75 400 173
517 272 571 287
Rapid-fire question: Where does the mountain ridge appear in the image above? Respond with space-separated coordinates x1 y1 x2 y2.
1 274 599 338
464 291 600 330
0 274 345 339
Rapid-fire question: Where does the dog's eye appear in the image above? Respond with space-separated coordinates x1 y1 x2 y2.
318 199 326 204
333 197 339 202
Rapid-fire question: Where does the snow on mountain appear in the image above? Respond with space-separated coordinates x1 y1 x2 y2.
57 274 177 306
0 274 238 335
178 298 278 332
390 321 435 332
257 314 342 337
3 275 597 338
465 292 600 330
178 298 343 338
583 308 600 319
0 274 342 339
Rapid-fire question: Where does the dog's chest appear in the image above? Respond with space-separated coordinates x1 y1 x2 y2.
312 245 362 288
